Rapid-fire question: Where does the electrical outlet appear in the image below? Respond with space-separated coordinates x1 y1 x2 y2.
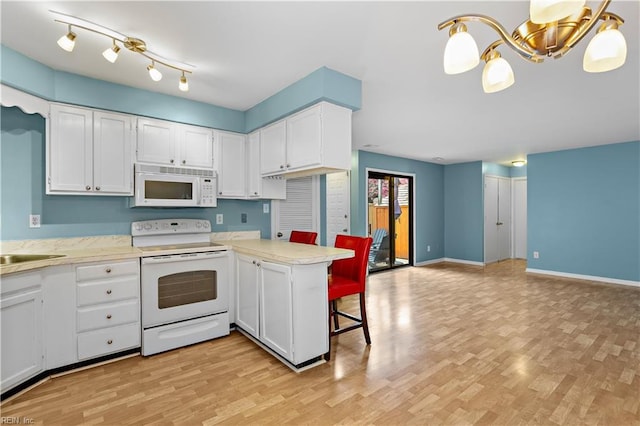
216 214 223 225
533 251 539 259
29 214 41 228
241 213 247 223
263 203 270 214
427 245 431 252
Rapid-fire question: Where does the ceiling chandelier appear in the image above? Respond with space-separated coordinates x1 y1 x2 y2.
437 0 627 93
52 10 194 92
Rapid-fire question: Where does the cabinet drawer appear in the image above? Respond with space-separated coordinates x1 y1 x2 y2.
77 299 139 332
76 260 139 282
77 323 140 360
77 276 139 306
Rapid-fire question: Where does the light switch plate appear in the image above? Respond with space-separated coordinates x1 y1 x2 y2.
29 214 41 228
263 203 270 213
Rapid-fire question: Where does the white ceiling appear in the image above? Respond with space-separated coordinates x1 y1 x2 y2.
2 1 639 165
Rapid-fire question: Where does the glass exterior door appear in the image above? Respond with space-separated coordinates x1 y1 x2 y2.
367 172 413 272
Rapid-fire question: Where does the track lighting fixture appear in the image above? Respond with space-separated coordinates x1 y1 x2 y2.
102 39 120 63
438 0 627 93
52 10 193 92
147 61 163 82
57 24 76 52
179 72 189 92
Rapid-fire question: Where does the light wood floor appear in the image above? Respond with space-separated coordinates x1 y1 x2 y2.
2 260 639 425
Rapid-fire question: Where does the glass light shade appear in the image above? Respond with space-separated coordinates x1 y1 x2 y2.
444 31 479 74
102 45 120 63
583 28 627 73
179 75 189 92
482 57 515 93
57 32 76 52
147 64 163 82
512 160 526 167
530 0 585 24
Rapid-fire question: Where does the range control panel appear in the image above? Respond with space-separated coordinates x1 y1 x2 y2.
131 219 211 236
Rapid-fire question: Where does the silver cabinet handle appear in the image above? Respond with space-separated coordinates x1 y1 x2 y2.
107 339 113 345
106 289 112 295
280 165 284 169
95 186 100 191
170 159 174 164
106 314 112 319
85 185 91 191
105 267 112 273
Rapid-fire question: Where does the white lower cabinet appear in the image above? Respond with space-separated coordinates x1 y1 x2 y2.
235 254 328 367
0 271 43 393
75 260 140 361
42 265 77 370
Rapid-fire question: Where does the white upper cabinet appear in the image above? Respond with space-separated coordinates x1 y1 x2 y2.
137 118 214 169
259 102 352 178
247 131 286 199
179 124 215 169
48 104 133 195
259 120 287 175
216 130 247 198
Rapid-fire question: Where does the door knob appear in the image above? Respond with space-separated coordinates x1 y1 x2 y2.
342 228 348 232
277 232 283 238
497 222 503 225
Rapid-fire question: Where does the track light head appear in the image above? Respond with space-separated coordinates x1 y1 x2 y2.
179 73 189 92
147 62 163 82
102 40 121 63
57 25 76 52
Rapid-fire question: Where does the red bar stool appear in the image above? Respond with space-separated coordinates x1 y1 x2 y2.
289 230 318 245
325 234 373 361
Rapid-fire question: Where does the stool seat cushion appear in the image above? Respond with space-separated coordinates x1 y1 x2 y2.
328 275 360 300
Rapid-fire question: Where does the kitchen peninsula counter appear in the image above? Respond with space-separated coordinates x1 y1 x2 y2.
216 238 353 265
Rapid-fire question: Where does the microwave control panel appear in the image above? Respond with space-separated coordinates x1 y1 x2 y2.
200 177 217 207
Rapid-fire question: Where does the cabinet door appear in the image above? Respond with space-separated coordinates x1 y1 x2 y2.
246 131 261 198
136 118 177 165
42 265 77 370
49 104 93 192
179 124 214 169
1 289 43 391
286 106 322 170
218 131 246 197
259 261 293 361
236 255 259 338
93 111 133 195
260 120 287 175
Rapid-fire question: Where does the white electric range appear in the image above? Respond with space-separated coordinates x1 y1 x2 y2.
132 219 230 356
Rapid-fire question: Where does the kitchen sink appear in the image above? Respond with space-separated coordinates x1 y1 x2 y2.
0 254 65 265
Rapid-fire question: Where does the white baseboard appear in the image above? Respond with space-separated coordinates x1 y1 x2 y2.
443 258 485 266
526 268 640 288
415 258 445 266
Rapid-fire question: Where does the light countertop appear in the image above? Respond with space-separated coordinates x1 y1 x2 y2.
218 239 353 265
1 235 353 275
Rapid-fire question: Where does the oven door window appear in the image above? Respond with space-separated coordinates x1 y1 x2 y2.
158 270 217 309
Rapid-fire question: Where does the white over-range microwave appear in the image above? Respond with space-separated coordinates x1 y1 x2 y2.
132 163 217 207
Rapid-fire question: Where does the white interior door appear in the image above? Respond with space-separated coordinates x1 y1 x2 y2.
498 178 511 260
271 176 319 240
513 178 527 259
484 176 499 264
326 171 350 247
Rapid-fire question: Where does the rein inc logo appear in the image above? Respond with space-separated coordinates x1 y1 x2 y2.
0 417 34 424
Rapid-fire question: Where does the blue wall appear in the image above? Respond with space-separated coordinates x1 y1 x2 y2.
444 162 484 263
0 46 362 242
0 107 271 240
353 150 444 264
528 141 640 282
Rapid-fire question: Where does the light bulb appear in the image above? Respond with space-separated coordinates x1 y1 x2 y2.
57 26 76 52
102 42 120 63
147 63 162 82
583 24 627 73
530 0 585 24
482 53 515 93
443 24 479 75
179 74 189 92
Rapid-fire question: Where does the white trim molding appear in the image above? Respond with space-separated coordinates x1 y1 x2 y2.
414 258 445 267
526 268 640 288
443 258 485 266
1 84 49 117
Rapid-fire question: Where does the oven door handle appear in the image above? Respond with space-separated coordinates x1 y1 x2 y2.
141 251 228 264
